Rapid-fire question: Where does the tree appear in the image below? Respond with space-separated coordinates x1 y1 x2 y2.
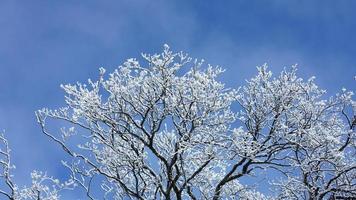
0 134 75 200
0 45 355 199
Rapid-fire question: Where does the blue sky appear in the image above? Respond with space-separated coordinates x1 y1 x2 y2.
0 0 355 196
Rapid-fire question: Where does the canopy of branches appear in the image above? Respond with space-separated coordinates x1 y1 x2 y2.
1 45 355 200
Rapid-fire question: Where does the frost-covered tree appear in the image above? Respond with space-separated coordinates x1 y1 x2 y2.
5 45 350 199
0 133 75 200
236 66 356 199
36 45 247 199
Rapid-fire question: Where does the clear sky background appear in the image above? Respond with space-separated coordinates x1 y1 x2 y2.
0 0 355 197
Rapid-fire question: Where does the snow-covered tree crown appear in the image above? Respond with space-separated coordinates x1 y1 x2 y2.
1 45 354 200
